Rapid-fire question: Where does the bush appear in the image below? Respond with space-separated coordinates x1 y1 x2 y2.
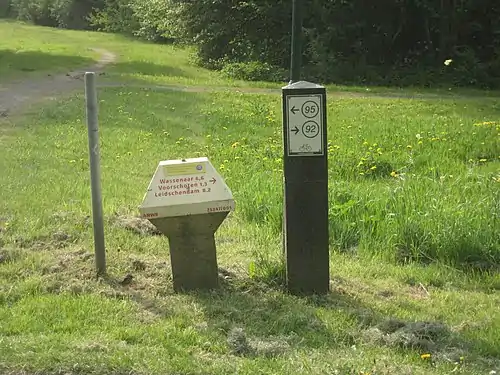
89 0 179 42
0 0 12 17
49 0 103 29
88 0 137 34
9 0 103 28
129 0 178 42
221 61 286 82
11 0 57 26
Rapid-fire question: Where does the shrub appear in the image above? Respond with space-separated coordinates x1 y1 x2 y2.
221 61 286 82
10 0 57 26
129 0 178 42
0 0 12 17
9 0 103 28
88 0 137 34
49 0 103 29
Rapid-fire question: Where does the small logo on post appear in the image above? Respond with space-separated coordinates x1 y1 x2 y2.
196 165 203 171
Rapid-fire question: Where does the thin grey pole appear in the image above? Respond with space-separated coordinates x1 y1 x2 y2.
290 0 304 83
85 72 106 276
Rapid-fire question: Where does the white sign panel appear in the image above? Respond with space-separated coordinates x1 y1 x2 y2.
286 94 324 156
139 157 235 219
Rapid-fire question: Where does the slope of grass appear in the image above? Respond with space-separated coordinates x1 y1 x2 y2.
0 20 100 79
0 20 499 375
0 20 266 87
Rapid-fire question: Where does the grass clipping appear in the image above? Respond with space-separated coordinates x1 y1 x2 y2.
227 327 290 358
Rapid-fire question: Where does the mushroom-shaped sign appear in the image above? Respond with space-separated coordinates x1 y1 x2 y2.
138 157 235 292
139 157 235 219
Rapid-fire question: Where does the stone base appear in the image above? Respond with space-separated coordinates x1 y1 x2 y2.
149 212 228 292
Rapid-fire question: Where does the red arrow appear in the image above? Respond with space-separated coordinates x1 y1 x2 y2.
210 177 216 184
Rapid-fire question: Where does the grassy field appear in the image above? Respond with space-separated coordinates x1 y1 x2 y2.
1 20 500 375
0 20 270 88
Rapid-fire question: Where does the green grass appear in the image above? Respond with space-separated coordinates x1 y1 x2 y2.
1 21 500 375
0 20 100 79
0 20 275 88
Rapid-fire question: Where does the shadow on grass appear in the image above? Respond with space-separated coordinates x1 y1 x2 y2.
0 49 95 78
190 279 360 353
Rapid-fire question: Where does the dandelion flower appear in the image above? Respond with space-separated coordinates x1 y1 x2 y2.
390 171 398 177
421 353 432 359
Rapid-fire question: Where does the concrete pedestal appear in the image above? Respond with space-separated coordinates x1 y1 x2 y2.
149 212 228 292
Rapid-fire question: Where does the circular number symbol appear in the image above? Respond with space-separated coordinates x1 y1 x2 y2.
302 121 320 138
301 101 319 118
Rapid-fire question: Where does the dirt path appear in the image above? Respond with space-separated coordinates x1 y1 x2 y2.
0 48 116 117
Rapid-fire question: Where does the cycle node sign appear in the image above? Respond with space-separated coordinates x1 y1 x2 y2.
281 80 329 296
285 93 324 156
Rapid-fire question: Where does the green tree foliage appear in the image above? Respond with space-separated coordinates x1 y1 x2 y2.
173 0 500 87
4 0 500 87
8 0 103 28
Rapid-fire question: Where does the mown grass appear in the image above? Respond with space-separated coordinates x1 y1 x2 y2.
0 20 270 88
0 20 100 79
1 21 500 375
1 85 499 374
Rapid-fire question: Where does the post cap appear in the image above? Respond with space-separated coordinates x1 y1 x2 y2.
282 81 325 90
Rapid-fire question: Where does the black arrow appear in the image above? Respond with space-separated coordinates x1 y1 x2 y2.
291 106 299 114
291 126 299 135
210 177 217 184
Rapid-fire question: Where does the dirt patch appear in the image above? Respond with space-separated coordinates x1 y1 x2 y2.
0 48 116 117
112 215 162 236
14 230 75 251
360 316 465 358
226 327 290 358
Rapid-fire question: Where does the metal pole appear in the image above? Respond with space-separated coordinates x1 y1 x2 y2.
290 0 304 83
85 72 106 276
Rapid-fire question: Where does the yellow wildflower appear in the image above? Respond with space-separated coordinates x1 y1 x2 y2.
421 353 431 359
390 171 398 177
231 142 240 149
